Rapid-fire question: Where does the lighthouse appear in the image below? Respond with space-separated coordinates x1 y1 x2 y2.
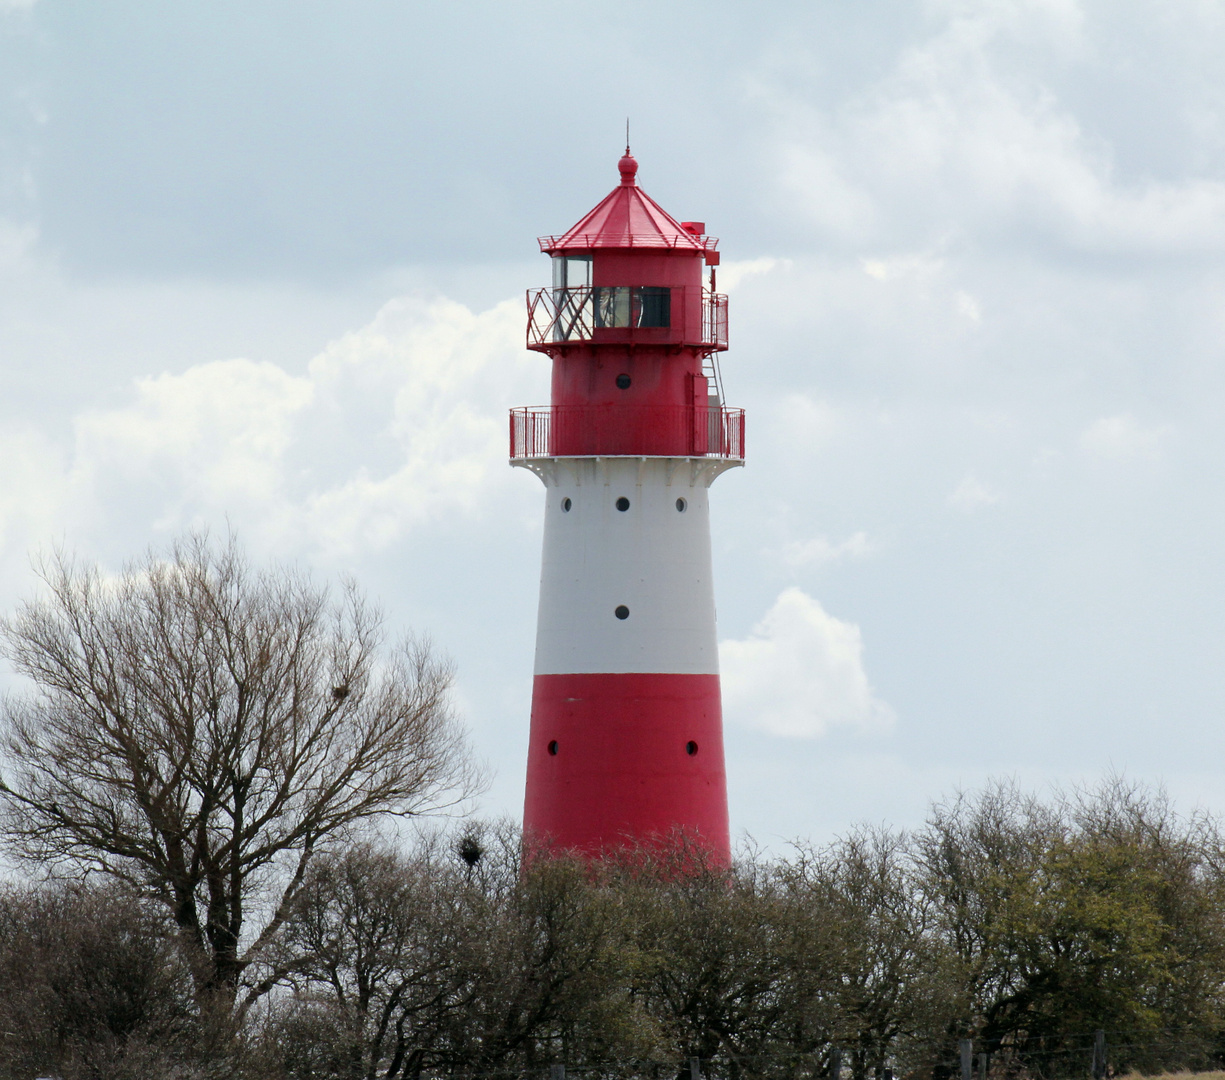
511 150 743 862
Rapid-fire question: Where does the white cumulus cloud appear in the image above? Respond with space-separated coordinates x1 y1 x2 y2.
73 358 314 509
0 291 547 564
783 531 876 568
1079 413 1171 462
766 0 1225 253
720 587 895 739
948 473 1003 510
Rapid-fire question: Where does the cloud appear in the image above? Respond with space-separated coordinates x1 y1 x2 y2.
720 587 895 739
717 257 788 292
783 531 876 569
948 473 1003 510
0 292 546 562
765 0 1225 253
0 426 67 552
861 253 946 283
955 290 982 322
73 358 314 510
1079 413 1171 462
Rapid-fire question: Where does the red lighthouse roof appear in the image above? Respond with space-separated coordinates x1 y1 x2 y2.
538 152 719 255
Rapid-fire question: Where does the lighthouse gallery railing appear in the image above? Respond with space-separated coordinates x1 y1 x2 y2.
526 286 728 351
509 405 745 460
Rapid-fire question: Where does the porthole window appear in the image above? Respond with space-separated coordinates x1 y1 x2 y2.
616 373 632 389
676 497 687 512
562 497 572 512
686 740 699 756
615 496 630 512
614 605 630 620
547 740 559 756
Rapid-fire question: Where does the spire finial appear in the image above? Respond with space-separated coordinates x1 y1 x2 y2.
618 121 638 186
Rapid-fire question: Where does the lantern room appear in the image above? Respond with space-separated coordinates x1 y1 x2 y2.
526 152 727 354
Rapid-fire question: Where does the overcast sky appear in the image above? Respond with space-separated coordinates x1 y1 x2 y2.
2 0 1224 847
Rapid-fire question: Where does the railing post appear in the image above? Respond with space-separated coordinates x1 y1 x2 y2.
959 1039 973 1080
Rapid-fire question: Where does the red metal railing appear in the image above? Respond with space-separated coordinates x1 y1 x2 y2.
537 233 720 253
526 287 728 353
704 292 728 351
509 405 745 460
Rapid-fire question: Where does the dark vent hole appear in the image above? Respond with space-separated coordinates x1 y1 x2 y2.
686 740 699 756
676 497 687 512
562 497 572 512
614 605 630 620
616 373 632 389
615 496 630 512
547 740 558 756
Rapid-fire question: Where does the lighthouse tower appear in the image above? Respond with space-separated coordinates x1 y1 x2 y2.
511 150 744 862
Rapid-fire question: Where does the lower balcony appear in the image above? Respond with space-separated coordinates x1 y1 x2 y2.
509 405 745 460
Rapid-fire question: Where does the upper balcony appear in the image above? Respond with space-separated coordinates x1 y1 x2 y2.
526 286 727 354
510 404 745 461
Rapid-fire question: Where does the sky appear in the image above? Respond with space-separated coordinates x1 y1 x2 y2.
2 0 1225 848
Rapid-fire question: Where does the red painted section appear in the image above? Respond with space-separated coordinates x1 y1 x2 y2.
523 672 731 863
551 344 700 410
539 153 717 255
509 404 745 460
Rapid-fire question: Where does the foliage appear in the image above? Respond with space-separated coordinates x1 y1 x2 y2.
4 778 1225 1080
0 533 480 1011
0 882 202 1080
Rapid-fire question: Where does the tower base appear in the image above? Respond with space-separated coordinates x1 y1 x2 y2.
523 672 731 862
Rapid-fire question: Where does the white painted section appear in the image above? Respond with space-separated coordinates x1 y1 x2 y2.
523 457 736 676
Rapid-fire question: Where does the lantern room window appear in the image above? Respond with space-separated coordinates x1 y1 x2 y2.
594 286 670 329
544 254 672 340
551 256 595 342
552 255 592 289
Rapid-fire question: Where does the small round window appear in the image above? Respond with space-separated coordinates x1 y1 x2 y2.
614 605 630 620
562 497 572 512
686 740 699 756
676 497 687 512
616 373 632 389
615 497 630 512
547 740 558 756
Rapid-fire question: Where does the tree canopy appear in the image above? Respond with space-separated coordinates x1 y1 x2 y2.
0 533 480 1010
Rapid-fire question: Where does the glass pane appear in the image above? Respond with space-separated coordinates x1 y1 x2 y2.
638 286 670 327
594 286 632 328
565 256 592 287
553 287 594 341
551 256 566 289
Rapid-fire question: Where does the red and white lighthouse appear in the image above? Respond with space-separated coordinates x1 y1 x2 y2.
511 150 744 862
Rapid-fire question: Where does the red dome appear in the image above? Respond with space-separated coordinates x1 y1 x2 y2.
539 155 718 255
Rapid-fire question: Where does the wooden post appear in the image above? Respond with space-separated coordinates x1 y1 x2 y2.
551 1066 565 1080
1092 1031 1106 1080
690 1058 702 1080
960 1039 973 1080
977 1051 988 1080
829 1048 843 1080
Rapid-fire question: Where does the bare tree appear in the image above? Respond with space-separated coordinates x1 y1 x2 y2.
0 532 481 1013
